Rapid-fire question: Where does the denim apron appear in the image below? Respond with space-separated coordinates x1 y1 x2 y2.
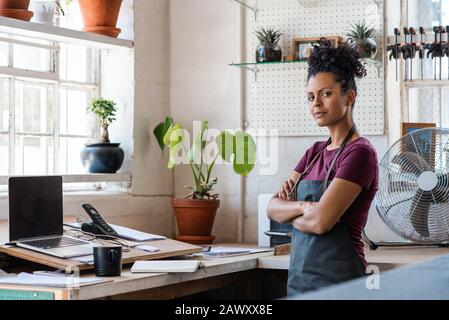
287 125 366 295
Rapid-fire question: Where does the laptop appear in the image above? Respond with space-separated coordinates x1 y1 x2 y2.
8 176 95 258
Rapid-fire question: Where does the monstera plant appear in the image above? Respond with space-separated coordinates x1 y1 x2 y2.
154 117 257 244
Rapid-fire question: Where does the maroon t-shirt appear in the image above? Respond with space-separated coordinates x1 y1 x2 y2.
294 137 379 266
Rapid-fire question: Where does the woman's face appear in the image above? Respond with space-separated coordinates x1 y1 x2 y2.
306 72 354 127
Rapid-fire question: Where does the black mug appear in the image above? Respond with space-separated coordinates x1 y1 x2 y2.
93 246 122 277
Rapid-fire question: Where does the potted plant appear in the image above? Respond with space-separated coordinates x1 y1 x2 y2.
346 20 378 59
0 0 33 21
153 117 257 244
80 97 124 174
255 27 283 63
78 0 123 37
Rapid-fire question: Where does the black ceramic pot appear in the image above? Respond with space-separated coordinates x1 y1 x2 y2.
351 38 377 59
80 143 124 173
256 42 282 62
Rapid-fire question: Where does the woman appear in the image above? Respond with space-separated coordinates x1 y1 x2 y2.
267 39 379 295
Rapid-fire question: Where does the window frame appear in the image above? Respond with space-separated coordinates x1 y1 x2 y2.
0 34 104 180
400 0 449 128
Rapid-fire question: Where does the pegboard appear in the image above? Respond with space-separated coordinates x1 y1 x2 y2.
245 0 385 136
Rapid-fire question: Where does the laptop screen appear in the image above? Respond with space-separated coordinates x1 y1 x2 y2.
8 176 63 241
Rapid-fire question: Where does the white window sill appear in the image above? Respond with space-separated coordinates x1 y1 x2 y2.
0 16 133 50
0 173 132 186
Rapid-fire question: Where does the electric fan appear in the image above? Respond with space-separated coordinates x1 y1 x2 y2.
364 127 449 249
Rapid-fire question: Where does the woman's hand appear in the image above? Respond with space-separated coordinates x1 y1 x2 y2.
278 178 297 200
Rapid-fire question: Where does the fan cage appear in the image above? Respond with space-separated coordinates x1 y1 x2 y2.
376 128 449 243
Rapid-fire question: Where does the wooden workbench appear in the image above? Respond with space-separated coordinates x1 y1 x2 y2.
257 245 449 272
0 249 275 300
2 241 449 299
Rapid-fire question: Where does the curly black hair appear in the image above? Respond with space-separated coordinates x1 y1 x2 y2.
307 38 367 106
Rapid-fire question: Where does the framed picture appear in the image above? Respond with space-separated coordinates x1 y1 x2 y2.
401 122 436 137
401 122 436 169
291 36 342 61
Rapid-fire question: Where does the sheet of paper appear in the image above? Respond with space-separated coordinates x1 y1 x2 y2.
71 255 95 265
135 245 160 253
0 272 108 288
68 223 166 241
203 246 273 258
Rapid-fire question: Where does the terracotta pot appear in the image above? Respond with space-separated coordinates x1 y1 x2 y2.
0 0 30 10
78 0 122 37
0 0 33 21
171 198 220 245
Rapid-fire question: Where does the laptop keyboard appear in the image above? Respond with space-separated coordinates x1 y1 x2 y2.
20 236 88 249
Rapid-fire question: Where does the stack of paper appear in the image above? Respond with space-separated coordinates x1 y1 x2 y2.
131 260 202 273
0 273 110 288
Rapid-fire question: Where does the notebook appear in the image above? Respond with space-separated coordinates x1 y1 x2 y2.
131 260 203 273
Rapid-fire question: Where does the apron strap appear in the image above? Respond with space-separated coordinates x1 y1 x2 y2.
288 124 357 199
288 138 331 199
323 124 357 191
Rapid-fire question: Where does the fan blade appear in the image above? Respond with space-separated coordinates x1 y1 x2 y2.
410 190 431 237
388 181 417 192
392 151 431 174
433 172 449 204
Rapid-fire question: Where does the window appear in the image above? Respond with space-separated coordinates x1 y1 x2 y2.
0 35 99 176
405 0 449 128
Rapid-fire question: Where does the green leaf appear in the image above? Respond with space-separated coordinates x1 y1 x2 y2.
216 130 256 177
255 27 282 44
346 20 375 39
153 117 174 152
201 121 208 151
187 120 209 163
216 131 235 163
88 97 118 126
163 123 184 169
232 131 256 176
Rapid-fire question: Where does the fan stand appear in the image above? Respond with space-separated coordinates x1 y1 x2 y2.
362 230 449 250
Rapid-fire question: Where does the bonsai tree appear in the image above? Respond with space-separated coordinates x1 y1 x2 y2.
88 97 117 144
153 117 256 200
346 20 377 59
255 27 283 62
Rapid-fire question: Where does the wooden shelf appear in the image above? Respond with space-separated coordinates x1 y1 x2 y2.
0 16 133 50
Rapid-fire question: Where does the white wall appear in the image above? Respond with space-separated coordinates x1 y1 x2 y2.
72 0 174 236
73 0 174 236
170 0 244 242
169 0 401 244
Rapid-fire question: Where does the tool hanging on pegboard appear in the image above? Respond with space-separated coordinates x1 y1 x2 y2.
401 27 410 81
424 26 443 80
387 25 449 82
400 27 418 81
438 26 445 80
418 27 426 80
444 26 449 80
387 28 401 82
